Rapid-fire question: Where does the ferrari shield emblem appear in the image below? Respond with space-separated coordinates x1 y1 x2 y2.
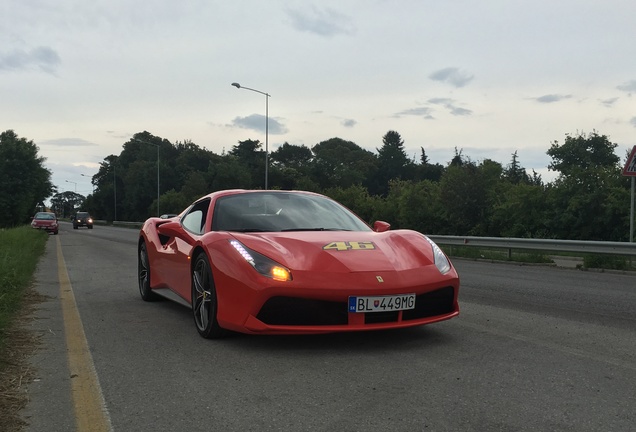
376 276 384 283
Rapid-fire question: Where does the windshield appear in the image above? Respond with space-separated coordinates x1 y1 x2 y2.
35 213 55 220
212 192 371 232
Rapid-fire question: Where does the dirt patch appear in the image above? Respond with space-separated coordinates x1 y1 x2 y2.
0 287 46 432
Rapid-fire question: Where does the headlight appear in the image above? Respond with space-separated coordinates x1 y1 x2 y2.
230 240 292 281
424 236 451 274
87 218 93 223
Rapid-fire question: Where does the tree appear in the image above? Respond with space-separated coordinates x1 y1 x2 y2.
374 130 414 195
490 182 549 238
311 138 378 190
503 151 530 184
229 139 265 188
49 191 85 218
449 147 465 167
0 130 54 227
270 143 314 190
208 154 253 191
547 131 619 179
415 147 444 182
438 161 487 235
270 142 313 170
91 155 118 221
546 131 627 240
386 179 443 233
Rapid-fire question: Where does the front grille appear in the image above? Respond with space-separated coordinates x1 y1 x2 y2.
364 310 399 324
402 286 455 321
257 297 348 326
257 286 456 327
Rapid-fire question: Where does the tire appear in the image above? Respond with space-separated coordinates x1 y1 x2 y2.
192 254 226 339
138 241 159 301
73 225 78 229
89 225 93 229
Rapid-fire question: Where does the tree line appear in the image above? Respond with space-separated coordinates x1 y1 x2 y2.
2 129 634 241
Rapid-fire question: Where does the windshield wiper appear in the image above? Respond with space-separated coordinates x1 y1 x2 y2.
231 228 270 232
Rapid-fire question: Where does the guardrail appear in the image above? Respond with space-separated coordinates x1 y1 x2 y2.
427 235 636 257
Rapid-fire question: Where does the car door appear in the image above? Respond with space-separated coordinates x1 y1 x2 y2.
159 198 211 301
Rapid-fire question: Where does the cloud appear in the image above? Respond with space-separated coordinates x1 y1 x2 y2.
630 117 636 128
449 106 473 116
341 119 356 127
429 67 474 88
599 97 618 107
39 138 99 147
534 94 572 103
230 114 288 135
0 46 61 74
286 6 355 36
428 98 473 116
394 107 434 119
617 80 636 93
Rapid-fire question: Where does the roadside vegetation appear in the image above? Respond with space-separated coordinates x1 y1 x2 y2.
0 227 47 345
0 226 48 431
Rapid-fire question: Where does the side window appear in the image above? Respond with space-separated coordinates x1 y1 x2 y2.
181 199 210 235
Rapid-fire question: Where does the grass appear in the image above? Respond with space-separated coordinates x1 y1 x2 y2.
0 226 48 431
0 226 48 349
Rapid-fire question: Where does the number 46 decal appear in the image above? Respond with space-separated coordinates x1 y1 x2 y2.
322 241 376 251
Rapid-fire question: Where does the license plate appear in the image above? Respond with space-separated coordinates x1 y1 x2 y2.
348 294 416 313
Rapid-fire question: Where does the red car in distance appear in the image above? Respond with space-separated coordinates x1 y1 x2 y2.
31 211 59 235
138 190 460 338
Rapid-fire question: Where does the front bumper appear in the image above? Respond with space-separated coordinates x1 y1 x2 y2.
243 286 459 334
215 264 460 335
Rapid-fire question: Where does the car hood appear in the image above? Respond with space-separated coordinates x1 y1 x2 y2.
33 220 56 226
231 230 435 273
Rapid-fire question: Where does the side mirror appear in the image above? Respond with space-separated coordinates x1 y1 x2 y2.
373 221 391 233
157 220 182 238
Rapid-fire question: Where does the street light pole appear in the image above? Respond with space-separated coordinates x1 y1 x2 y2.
231 82 270 189
132 138 160 216
114 164 117 222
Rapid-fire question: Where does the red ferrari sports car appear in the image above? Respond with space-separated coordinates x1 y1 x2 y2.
138 190 459 338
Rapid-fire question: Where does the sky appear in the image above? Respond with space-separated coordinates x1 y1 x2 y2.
2 0 636 197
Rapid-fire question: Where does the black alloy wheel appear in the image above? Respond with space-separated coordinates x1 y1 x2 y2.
192 254 226 339
138 241 159 301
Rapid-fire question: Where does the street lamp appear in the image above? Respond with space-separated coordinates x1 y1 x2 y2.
65 180 77 192
132 138 160 216
80 173 95 193
231 82 270 189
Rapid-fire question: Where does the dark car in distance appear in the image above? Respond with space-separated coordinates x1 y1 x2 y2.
73 211 94 229
31 212 59 235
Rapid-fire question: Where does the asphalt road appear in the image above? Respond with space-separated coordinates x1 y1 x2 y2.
23 223 636 432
